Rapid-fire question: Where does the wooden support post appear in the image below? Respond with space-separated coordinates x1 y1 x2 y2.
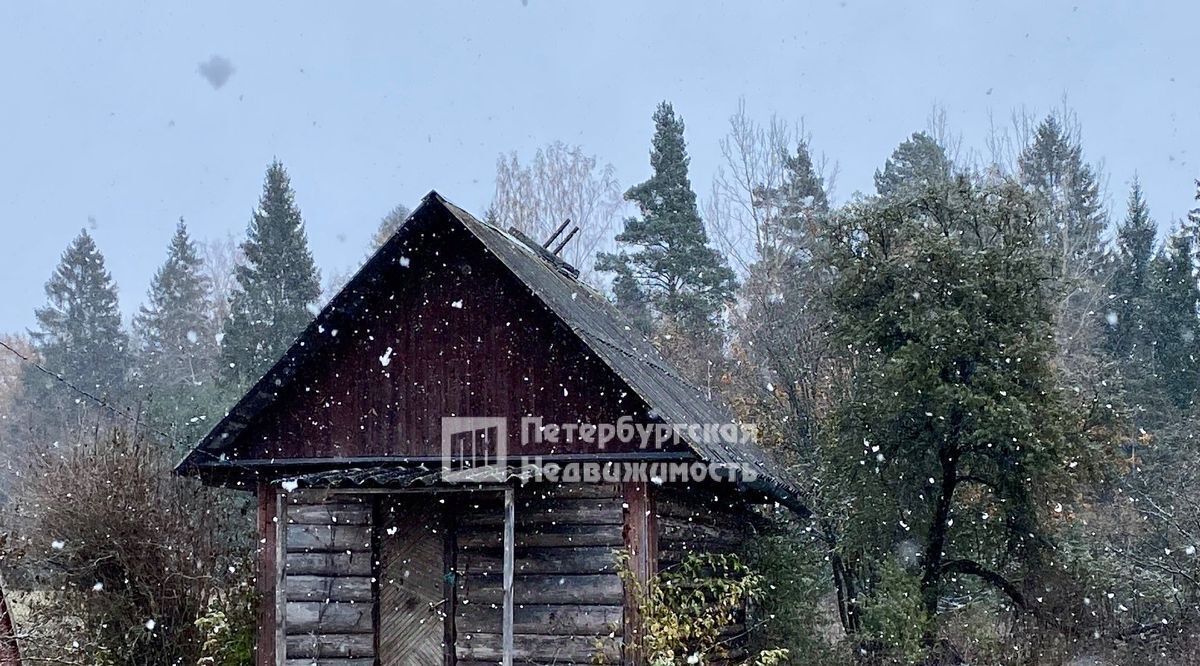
443 502 458 666
622 481 658 666
501 486 515 666
255 481 284 666
0 571 21 666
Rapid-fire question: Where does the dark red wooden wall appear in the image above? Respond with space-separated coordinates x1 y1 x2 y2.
228 213 677 463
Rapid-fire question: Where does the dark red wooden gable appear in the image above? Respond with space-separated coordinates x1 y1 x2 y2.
225 209 677 464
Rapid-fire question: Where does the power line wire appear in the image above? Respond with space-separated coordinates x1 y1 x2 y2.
1 339 294 482
0 337 177 444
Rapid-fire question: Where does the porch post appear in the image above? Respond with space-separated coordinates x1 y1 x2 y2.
621 481 658 666
255 481 284 666
502 486 515 666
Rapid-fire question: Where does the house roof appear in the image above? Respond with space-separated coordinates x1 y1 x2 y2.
176 192 806 514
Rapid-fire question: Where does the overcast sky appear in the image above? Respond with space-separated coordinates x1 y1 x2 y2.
1 1 1197 332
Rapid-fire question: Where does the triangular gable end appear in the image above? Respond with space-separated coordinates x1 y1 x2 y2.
177 192 805 514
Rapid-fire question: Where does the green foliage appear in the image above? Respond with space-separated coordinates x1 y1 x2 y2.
1104 179 1158 363
618 551 786 665
28 229 130 401
597 102 736 343
220 160 321 390
195 581 256 666
1017 114 1107 283
1147 225 1200 408
134 219 219 439
860 560 931 663
874 132 953 198
745 519 843 664
825 177 1078 623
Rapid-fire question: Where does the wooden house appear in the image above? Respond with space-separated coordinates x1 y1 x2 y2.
177 192 804 665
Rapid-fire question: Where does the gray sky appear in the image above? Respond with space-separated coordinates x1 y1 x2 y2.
1 1 1197 332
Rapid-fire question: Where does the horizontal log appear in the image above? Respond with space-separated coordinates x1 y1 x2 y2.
456 633 620 663
458 546 618 575
287 503 372 526
287 601 373 634
459 500 622 527
284 660 374 666
655 496 744 528
518 482 621 499
659 516 741 543
459 573 622 605
286 633 375 659
286 575 374 603
285 489 372 506
658 544 738 569
458 523 622 549
457 603 622 635
287 551 373 576
287 524 372 552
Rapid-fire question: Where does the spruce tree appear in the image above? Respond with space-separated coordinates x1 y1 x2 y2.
1017 115 1107 283
736 139 831 451
134 219 218 435
596 102 736 343
220 160 321 389
874 132 953 198
1105 179 1157 362
1189 179 1200 229
753 139 830 266
28 229 130 399
371 204 411 250
1147 225 1200 409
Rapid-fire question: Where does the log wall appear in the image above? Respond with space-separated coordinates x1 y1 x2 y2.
282 491 376 666
655 484 753 664
454 483 625 665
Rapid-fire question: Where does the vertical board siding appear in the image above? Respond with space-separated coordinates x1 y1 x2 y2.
227 218 678 463
283 492 376 664
454 484 624 665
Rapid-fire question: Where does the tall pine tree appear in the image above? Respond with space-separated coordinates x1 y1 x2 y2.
134 219 218 436
28 229 130 399
874 132 953 198
1104 179 1157 362
1017 114 1108 284
596 102 736 345
220 160 321 389
1147 225 1200 409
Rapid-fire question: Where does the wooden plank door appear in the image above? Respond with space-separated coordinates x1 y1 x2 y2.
378 499 450 665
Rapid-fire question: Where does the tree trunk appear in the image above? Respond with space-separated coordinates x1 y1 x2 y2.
920 444 959 616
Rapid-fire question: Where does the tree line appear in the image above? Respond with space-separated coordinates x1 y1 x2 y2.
1 100 1199 664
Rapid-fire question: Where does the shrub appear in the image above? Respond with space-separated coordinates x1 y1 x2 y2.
620 550 789 665
3 428 250 665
